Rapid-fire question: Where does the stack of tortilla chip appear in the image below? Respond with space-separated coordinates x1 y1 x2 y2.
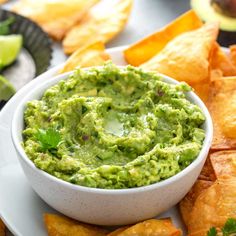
12 0 133 54
124 9 236 235
180 151 236 235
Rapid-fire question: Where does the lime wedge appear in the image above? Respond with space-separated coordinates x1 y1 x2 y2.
0 75 16 101
0 34 23 69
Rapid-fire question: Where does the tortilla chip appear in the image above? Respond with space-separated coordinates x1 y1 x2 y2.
12 0 99 40
59 41 110 74
210 150 236 179
107 226 130 236
198 157 216 181
229 45 236 67
124 10 203 66
141 22 219 86
208 76 236 150
209 69 223 82
63 0 133 54
44 214 108 236
191 69 222 103
209 43 236 76
179 180 213 228
191 81 210 103
188 177 236 236
0 219 5 236
0 0 7 4
115 219 182 236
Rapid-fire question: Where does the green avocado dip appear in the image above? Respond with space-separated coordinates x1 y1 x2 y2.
23 63 205 189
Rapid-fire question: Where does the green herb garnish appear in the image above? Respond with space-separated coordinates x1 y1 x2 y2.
207 227 217 236
207 218 236 236
222 218 236 236
36 127 62 152
0 17 15 35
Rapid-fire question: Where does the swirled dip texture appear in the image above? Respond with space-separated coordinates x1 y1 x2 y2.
23 63 205 189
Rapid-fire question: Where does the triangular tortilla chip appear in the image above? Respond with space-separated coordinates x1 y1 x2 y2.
59 41 110 74
208 76 236 150
141 22 219 86
63 0 133 54
179 180 213 228
124 10 203 66
192 69 222 104
115 219 182 236
209 43 236 76
44 214 108 236
188 177 236 236
12 0 99 40
210 150 236 179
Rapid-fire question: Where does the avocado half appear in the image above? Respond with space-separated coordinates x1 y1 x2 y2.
191 0 236 46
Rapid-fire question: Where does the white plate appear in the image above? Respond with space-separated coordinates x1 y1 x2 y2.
0 46 186 236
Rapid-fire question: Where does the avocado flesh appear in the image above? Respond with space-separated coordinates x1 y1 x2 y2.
191 0 236 31
212 0 236 18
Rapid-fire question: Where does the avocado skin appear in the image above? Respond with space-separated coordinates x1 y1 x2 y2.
218 30 236 46
212 0 236 18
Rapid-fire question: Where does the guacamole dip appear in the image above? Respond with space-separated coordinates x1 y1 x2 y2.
23 63 205 189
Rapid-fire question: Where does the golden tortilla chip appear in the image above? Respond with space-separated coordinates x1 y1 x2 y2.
124 10 203 66
198 156 216 181
191 69 222 103
141 22 219 86
209 69 223 83
13 0 99 40
0 0 7 4
44 214 108 236
63 0 133 54
208 76 236 150
59 41 110 74
188 177 236 236
115 219 182 236
209 43 236 76
229 45 236 67
191 81 210 103
0 219 5 236
210 150 236 179
107 226 130 236
179 180 213 228
193 69 223 104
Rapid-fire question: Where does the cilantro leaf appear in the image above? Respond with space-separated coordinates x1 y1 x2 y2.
207 227 217 236
0 17 15 35
222 218 236 236
206 219 236 236
36 127 61 152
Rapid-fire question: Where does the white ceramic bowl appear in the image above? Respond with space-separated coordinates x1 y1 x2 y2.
11 67 213 226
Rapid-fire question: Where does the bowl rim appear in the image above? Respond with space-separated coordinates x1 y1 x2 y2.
11 66 213 194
